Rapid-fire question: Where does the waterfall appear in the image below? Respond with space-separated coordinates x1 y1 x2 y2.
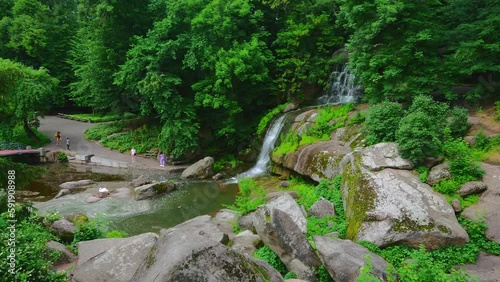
231 64 361 181
317 64 362 105
237 114 287 179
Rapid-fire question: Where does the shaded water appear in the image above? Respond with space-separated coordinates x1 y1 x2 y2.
28 163 238 236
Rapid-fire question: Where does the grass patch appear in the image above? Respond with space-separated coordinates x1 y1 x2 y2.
9 125 51 148
256 104 287 136
272 104 354 157
225 178 266 215
84 121 126 141
64 112 136 123
101 124 160 154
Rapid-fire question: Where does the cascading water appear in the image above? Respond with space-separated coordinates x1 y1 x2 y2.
317 64 362 105
235 64 361 180
237 114 287 178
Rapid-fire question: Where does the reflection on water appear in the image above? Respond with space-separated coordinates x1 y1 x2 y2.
30 163 238 236
111 181 238 235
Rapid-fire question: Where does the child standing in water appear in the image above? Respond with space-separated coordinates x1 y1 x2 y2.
159 152 166 167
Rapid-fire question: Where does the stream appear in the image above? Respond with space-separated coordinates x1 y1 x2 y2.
25 163 238 236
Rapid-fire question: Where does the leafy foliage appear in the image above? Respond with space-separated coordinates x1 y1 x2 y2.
57 151 68 163
448 107 469 138
365 101 404 144
253 245 287 275
213 154 243 172
0 207 66 282
71 215 110 253
84 121 126 141
442 137 484 182
225 178 266 215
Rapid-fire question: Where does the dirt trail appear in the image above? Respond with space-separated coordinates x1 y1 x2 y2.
38 116 183 171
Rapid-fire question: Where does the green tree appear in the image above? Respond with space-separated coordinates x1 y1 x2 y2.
69 0 152 113
115 0 277 157
266 0 346 101
0 58 58 142
364 101 404 144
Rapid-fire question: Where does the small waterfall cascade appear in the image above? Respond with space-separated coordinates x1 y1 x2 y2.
317 64 362 105
232 65 361 181
237 114 287 179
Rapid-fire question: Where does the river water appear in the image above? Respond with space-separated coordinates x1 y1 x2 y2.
26 163 238 236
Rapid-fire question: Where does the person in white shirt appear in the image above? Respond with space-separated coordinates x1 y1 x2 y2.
131 148 136 162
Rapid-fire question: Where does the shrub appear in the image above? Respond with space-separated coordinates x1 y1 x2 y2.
414 166 430 182
434 179 461 195
443 138 484 182
253 245 287 275
364 101 404 144
0 208 66 282
71 216 109 253
57 151 68 162
396 96 450 164
272 133 300 158
84 121 126 141
106 230 128 238
448 106 469 138
397 111 443 163
225 178 266 215
213 154 243 172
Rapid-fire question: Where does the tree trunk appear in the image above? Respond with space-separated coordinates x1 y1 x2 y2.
23 118 40 143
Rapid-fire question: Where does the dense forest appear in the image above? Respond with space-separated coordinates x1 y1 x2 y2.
0 0 498 157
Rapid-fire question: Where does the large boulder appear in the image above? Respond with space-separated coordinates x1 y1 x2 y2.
45 240 76 264
356 143 414 171
212 209 237 240
457 181 487 197
253 207 321 277
308 197 336 218
426 162 451 186
341 152 469 250
462 252 500 282
59 180 94 190
271 125 364 181
51 219 76 242
69 233 158 282
314 235 390 282
231 230 263 256
237 211 257 232
272 141 352 182
181 156 215 179
266 194 307 234
134 181 176 200
129 175 150 188
131 215 284 282
462 163 500 243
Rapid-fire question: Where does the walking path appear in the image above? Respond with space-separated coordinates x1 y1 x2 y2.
38 116 186 172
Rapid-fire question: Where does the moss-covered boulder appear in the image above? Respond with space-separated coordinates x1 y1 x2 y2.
134 181 176 201
341 148 469 250
271 125 363 181
132 215 283 282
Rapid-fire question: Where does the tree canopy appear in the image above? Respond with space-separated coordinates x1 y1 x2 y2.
0 0 498 156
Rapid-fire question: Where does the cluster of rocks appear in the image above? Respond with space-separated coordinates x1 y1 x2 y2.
66 192 392 282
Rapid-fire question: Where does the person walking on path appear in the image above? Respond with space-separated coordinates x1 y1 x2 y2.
159 152 166 167
66 137 70 150
55 131 61 146
131 148 136 162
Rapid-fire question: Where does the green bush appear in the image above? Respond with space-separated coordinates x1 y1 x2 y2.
67 113 136 123
71 216 109 253
84 121 126 141
225 178 266 215
273 133 300 158
254 245 287 275
397 111 444 163
443 138 484 182
101 124 160 154
213 154 243 172
434 179 461 195
11 125 51 148
0 208 66 282
307 104 353 138
106 230 128 238
448 107 469 138
414 166 430 182
364 101 404 144
57 151 68 162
